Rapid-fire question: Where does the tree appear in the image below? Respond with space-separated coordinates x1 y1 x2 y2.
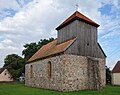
3 54 25 80
3 37 54 80
22 37 54 60
4 54 21 67
22 42 38 60
106 66 111 84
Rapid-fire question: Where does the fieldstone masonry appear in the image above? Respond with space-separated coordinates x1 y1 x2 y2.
25 54 106 91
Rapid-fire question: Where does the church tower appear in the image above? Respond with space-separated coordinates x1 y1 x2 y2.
56 11 106 58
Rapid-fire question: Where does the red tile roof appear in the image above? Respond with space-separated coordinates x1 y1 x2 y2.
56 11 99 30
27 37 77 63
112 61 120 73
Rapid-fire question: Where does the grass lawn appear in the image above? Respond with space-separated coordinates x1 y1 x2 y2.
0 83 120 95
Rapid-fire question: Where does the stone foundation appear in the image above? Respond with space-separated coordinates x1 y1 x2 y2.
25 54 106 92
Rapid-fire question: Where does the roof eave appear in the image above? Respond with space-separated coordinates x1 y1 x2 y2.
97 43 107 58
26 52 64 64
56 17 100 30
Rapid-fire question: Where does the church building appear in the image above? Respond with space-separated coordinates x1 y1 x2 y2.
25 11 106 92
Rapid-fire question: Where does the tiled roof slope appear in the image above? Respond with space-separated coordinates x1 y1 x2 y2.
27 37 77 63
112 61 120 73
56 11 99 30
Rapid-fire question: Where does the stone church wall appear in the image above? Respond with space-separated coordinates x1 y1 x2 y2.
25 54 106 91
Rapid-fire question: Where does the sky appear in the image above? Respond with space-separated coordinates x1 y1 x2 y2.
0 0 120 69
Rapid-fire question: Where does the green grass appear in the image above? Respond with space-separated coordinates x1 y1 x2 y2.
0 83 120 95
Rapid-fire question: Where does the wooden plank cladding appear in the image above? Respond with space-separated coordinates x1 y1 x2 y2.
57 20 106 58
57 20 77 44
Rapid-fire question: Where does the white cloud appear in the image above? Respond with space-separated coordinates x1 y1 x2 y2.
0 43 4 49
0 0 120 68
1 39 13 44
0 0 20 11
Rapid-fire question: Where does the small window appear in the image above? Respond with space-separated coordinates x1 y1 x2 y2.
30 65 33 78
48 61 52 79
87 43 89 46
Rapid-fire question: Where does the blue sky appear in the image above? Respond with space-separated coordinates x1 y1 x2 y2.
0 0 120 69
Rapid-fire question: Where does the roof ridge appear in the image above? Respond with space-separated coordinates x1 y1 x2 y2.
56 11 99 30
76 11 97 23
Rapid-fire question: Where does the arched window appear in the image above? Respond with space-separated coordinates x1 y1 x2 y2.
48 61 52 79
30 65 33 78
